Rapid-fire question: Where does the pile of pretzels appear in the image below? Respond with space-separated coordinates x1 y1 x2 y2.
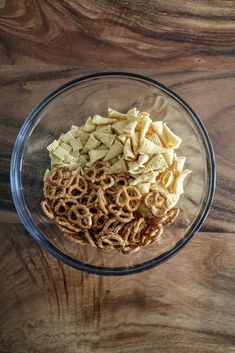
41 162 179 254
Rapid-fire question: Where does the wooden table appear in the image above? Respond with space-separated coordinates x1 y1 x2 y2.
1 1 235 352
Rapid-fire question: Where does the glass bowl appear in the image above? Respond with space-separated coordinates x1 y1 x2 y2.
10 72 216 275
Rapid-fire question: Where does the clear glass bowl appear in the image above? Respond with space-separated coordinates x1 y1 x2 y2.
10 72 216 275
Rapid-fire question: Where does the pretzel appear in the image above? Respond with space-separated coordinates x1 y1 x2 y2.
108 204 133 223
53 199 68 216
105 175 128 195
84 230 97 248
67 174 88 199
43 183 58 200
116 186 141 212
41 200 54 219
101 175 115 190
64 231 87 244
103 218 121 231
67 204 92 229
83 189 99 207
92 212 109 230
122 245 140 254
97 189 108 214
97 231 125 251
141 224 163 246
129 218 146 244
55 216 81 234
84 161 106 183
161 208 180 227
47 167 71 186
144 191 169 217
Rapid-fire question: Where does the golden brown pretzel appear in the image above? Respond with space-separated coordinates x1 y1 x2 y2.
108 204 133 223
41 200 54 219
141 224 163 246
84 161 106 183
67 204 92 229
122 245 141 254
144 191 169 217
97 189 108 214
116 186 142 212
97 231 125 251
47 167 71 186
67 174 88 199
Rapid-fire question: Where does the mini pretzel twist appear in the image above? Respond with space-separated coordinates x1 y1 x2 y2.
105 175 128 195
108 204 133 223
92 212 109 230
97 189 109 214
116 186 142 212
160 207 180 227
55 216 81 234
41 200 54 219
122 245 141 254
84 161 106 183
67 174 88 199
141 224 163 246
67 204 92 229
97 231 125 251
53 199 68 216
47 167 72 186
144 191 169 217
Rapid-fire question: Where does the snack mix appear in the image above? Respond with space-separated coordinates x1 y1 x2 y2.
41 108 191 254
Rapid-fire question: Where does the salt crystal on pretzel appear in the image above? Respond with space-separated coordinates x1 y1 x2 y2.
123 138 135 161
174 169 191 195
108 159 127 174
138 138 166 155
163 123 182 149
94 132 115 148
108 108 127 120
88 149 108 164
103 139 123 162
92 115 117 125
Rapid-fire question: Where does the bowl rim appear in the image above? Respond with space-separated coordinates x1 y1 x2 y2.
10 71 216 276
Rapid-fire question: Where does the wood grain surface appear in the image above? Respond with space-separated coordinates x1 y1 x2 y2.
0 1 235 352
